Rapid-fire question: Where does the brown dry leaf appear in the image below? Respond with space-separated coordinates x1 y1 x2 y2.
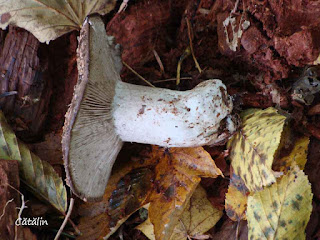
227 108 286 192
148 147 222 240
0 0 116 43
225 181 248 221
137 185 223 240
77 152 156 240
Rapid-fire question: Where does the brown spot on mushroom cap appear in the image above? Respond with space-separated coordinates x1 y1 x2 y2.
0 13 11 24
62 16 123 201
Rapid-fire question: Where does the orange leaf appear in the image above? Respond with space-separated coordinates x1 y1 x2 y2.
149 147 222 240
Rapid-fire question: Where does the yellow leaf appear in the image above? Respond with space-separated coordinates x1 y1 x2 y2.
227 107 286 192
313 54 320 65
225 180 248 221
136 214 156 240
137 185 223 240
148 147 222 240
273 136 309 172
0 111 67 213
247 166 312 240
0 0 116 43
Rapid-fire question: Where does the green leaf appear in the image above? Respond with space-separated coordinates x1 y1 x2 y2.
0 0 116 43
0 111 67 213
247 166 312 240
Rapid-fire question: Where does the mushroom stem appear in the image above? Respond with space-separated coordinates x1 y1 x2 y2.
113 80 234 147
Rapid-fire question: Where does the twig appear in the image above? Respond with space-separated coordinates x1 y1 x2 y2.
7 184 27 240
153 77 192 83
0 91 17 98
153 49 165 74
123 61 156 88
54 198 75 240
176 47 191 85
236 220 240 240
185 17 202 74
231 0 241 14
0 198 14 220
118 0 129 13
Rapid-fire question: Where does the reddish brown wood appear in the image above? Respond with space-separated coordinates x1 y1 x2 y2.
0 26 51 140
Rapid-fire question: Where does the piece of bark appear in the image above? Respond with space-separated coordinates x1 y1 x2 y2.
274 27 320 66
46 32 78 131
107 0 171 69
0 160 20 240
0 26 51 140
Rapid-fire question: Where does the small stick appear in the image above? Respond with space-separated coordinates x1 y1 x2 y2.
153 49 165 74
6 184 27 240
0 198 14 220
185 17 202 74
231 0 241 14
123 61 156 88
118 0 129 13
0 91 17 98
54 198 75 240
176 47 191 85
153 77 192 83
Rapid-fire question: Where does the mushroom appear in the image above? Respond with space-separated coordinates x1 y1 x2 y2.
62 16 237 201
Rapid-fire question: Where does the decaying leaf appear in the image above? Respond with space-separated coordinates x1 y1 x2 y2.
0 0 116 43
273 136 309 172
78 146 221 240
225 180 248 221
77 153 156 240
227 107 286 192
0 111 67 213
137 185 223 240
247 166 312 240
148 147 222 240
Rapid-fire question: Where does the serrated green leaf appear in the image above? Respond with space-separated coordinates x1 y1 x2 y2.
0 111 67 213
0 0 116 43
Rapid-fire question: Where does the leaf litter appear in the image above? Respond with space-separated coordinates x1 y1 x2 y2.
0 0 320 239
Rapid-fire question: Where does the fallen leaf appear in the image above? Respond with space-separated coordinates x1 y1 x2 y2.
247 166 312 239
273 136 309 172
210 218 248 240
0 0 116 43
0 111 67 213
227 107 286 192
78 146 222 240
137 185 223 240
77 152 156 240
148 147 222 240
225 180 248 221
